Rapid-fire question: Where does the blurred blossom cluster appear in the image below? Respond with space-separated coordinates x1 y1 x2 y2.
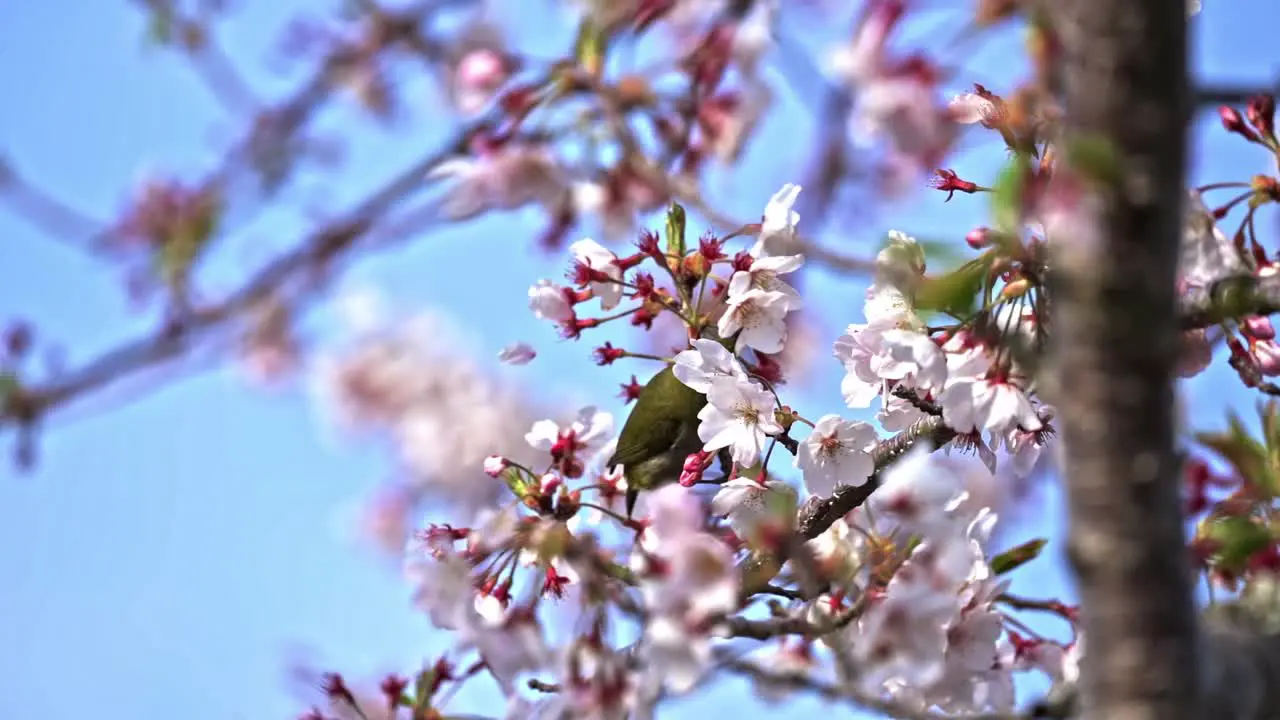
309 289 553 552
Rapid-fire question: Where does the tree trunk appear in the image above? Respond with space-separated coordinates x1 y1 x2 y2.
1048 2 1197 719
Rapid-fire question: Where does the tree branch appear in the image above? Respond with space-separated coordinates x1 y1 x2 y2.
1178 274 1280 330
1195 80 1280 108
9 135 469 423
797 415 957 540
720 655 1018 720
1049 1 1200 717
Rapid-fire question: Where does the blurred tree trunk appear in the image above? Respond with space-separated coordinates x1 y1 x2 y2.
1048 1 1199 718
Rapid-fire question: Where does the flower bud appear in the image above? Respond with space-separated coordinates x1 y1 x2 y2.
1220 106 1260 142
1247 94 1276 138
483 455 509 477
1242 315 1276 340
966 227 992 249
1000 277 1032 301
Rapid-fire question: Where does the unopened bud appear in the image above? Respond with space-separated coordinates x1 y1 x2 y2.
1247 94 1276 138
1220 106 1261 142
483 455 509 477
1242 315 1276 340
1000 277 1032 301
679 450 713 487
966 227 992 250
616 74 655 109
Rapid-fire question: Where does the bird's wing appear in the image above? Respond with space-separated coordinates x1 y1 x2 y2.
607 416 681 470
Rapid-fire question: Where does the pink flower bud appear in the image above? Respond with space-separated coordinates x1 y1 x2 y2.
1220 105 1260 142
483 455 509 477
1242 315 1276 340
966 227 992 249
679 450 713 487
457 49 506 91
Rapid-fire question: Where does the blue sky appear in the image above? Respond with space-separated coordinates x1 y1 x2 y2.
0 2 1276 719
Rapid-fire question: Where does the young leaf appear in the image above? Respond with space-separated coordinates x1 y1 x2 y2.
1196 412 1272 492
991 537 1047 574
914 254 992 318
1201 515 1271 574
990 155 1030 233
665 203 687 258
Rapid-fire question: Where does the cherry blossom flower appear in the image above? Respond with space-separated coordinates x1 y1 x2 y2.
710 474 796 535
806 517 864 586
730 0 778 72
728 252 804 312
698 375 783 465
699 81 773 164
868 443 970 537
751 183 802 258
672 338 750 392
864 280 916 327
939 371 1042 440
878 390 928 431
1000 404 1056 477
795 414 878 495
569 238 626 311
1253 339 1280 375
429 141 566 220
458 607 551 694
834 322 894 407
644 613 716 693
1180 189 1248 289
543 637 637 719
498 341 536 365
526 406 615 478
834 324 946 408
717 287 791 353
404 550 475 630
852 577 956 693
879 328 948 392
528 279 574 323
312 307 545 513
829 1 957 187
641 483 706 551
949 91 997 126
642 531 739 620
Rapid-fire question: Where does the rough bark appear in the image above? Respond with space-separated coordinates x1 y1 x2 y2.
1049 2 1198 719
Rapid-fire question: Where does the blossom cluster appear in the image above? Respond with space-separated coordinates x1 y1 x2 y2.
289 5 1280 720
303 180 1083 719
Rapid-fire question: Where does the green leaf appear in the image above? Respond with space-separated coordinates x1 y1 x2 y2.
0 372 19 416
1260 400 1280 497
990 155 1030 233
413 665 438 708
573 19 608 76
501 466 532 497
665 203 687 258
913 254 992 318
1197 411 1274 493
914 238 965 272
1261 399 1280 449
145 8 176 47
991 537 1047 575
1202 515 1271 573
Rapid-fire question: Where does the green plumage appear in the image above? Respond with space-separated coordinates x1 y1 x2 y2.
607 366 707 519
